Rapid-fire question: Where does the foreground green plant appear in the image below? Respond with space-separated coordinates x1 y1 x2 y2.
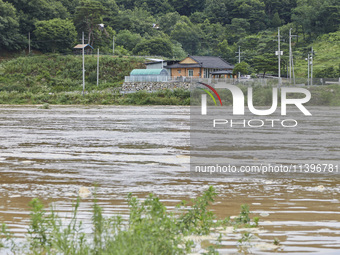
0 187 260 254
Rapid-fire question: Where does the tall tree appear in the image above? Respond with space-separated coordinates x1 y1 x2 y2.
271 12 282 27
74 0 106 46
231 0 266 33
233 61 251 75
0 0 22 50
170 17 201 54
34 18 77 52
115 7 156 35
204 0 229 24
133 37 173 57
134 0 174 15
6 0 69 34
115 30 142 52
169 0 206 16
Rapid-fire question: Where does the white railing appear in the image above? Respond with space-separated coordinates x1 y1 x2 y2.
125 76 171 82
124 76 340 86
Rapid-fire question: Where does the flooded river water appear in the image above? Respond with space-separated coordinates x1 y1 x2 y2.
0 105 339 254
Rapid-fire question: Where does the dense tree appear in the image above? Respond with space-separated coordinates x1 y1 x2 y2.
115 30 142 52
133 37 173 57
271 12 282 28
292 0 340 39
262 0 297 24
34 18 77 52
171 41 187 59
233 61 251 75
251 53 278 77
74 0 106 46
0 0 22 50
115 7 156 35
232 0 266 33
170 17 201 54
58 0 80 15
97 0 119 29
214 39 236 63
226 18 250 44
157 12 181 35
169 0 206 16
7 0 69 34
204 0 229 24
134 0 174 15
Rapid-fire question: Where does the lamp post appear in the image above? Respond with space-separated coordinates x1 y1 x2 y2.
82 31 85 95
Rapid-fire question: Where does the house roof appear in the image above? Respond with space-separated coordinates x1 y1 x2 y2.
130 69 168 76
145 60 179 66
73 44 94 49
167 56 234 69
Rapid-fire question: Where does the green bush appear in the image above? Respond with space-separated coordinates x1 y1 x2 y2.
0 187 260 255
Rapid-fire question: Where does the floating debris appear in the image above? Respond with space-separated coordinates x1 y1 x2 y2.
79 187 91 198
316 185 325 192
255 242 281 250
260 212 270 217
176 155 190 159
22 160 34 165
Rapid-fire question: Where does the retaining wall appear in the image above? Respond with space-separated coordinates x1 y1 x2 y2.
121 82 191 92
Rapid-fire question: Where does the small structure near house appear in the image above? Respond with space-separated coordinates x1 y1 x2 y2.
210 70 234 79
129 69 169 82
145 59 179 73
73 44 94 55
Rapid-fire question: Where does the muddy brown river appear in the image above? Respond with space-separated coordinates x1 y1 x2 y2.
0 105 339 254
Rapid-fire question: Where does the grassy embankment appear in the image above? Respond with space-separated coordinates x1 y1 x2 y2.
0 187 263 254
293 30 340 78
0 54 339 106
0 54 190 105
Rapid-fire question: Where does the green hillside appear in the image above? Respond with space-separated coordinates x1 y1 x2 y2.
294 31 340 78
0 54 144 93
0 0 339 78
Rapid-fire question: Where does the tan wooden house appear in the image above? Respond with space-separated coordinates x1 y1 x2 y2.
167 55 235 78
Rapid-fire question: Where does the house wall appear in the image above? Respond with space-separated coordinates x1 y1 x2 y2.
146 63 163 69
171 67 202 78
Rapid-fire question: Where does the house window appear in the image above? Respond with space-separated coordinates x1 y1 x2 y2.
188 70 194 76
204 68 209 78
178 69 181 73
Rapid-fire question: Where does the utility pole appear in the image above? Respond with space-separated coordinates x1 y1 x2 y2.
82 32 85 95
113 36 115 55
238 46 241 79
310 47 313 86
292 55 296 85
97 48 99 86
235 46 243 79
289 28 292 83
275 28 283 85
307 53 310 86
278 28 281 85
289 29 297 85
28 32 31 54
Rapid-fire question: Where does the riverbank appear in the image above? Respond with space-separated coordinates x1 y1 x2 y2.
0 85 339 106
